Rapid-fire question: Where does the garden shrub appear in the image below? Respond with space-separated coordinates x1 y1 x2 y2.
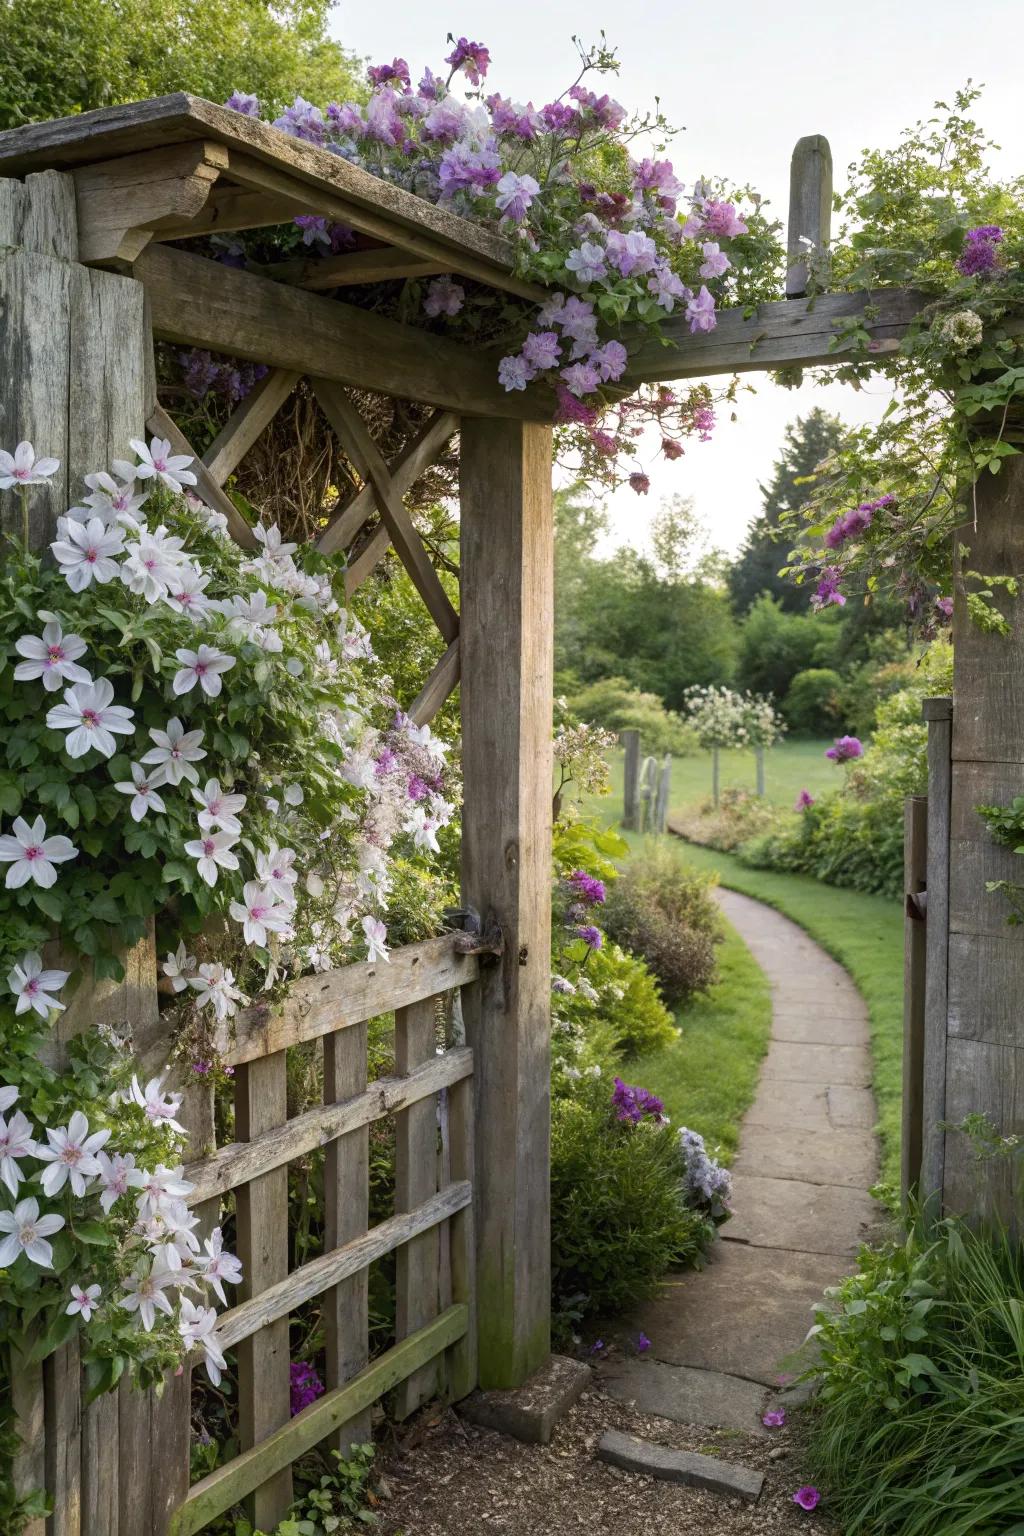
783 667 845 733
602 843 721 1005
671 786 779 853
553 940 677 1060
806 1213 1024 1536
550 1073 714 1324
565 675 696 757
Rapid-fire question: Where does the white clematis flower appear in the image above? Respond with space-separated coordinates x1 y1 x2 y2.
66 1282 102 1321
0 1109 37 1196
14 621 91 692
46 677 135 760
362 914 389 964
229 881 291 948
162 941 196 993
35 1110 111 1197
255 845 297 903
50 516 125 591
192 779 246 834
141 717 206 786
7 951 70 1018
0 815 78 888
0 1197 65 1269
114 762 167 822
184 828 240 887
178 1297 227 1385
95 1149 145 1213
118 1264 177 1332
188 962 245 1022
172 645 236 699
129 436 198 495
135 1162 194 1221
200 1226 244 1305
0 441 60 489
127 1073 186 1135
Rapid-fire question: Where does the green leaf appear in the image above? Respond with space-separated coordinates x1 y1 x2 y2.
74 1219 115 1246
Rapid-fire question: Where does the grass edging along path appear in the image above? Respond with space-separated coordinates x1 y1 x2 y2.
628 915 772 1164
664 836 904 1193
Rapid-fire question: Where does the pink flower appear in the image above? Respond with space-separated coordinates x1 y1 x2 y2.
0 440 60 488
795 789 815 811
445 37 491 85
762 1409 786 1428
423 277 465 318
686 285 717 334
793 1486 821 1512
629 473 651 495
699 241 731 278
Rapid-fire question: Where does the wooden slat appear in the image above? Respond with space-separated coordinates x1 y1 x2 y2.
168 185 306 237
116 1379 151 1536
323 1020 371 1457
393 999 441 1417
73 141 227 264
459 417 554 1389
902 795 928 1201
444 1015 478 1401
135 244 549 422
314 382 459 642
201 368 301 485
619 288 928 385
46 1338 82 1536
234 1052 293 1527
81 1388 119 1535
146 403 257 548
921 697 952 1207
621 729 641 831
170 1306 467 1536
786 135 833 298
218 934 478 1064
186 1047 472 1205
10 1353 46 1536
318 408 458 557
408 639 461 726
215 1183 472 1352
296 248 449 290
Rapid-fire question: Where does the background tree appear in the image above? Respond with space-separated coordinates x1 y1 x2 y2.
0 0 363 129
728 407 846 614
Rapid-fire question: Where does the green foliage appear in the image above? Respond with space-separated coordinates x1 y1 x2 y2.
553 940 677 1062
736 593 839 700
783 668 846 734
550 1073 714 1325
236 1443 379 1534
563 676 695 757
0 0 364 129
806 1214 1024 1536
602 843 721 1005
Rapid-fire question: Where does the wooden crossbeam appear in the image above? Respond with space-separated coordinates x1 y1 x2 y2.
314 381 459 644
619 288 926 385
344 524 391 596
135 243 549 421
408 639 461 725
318 408 458 557
282 247 450 291
146 404 258 548
201 368 301 486
73 140 228 264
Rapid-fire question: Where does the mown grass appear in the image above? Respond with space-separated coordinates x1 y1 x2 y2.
628 913 772 1164
602 738 838 816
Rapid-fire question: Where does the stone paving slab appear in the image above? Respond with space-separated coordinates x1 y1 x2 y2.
597 1429 765 1502
743 1081 832 1132
760 1040 873 1086
769 1011 867 1046
620 1242 848 1386
598 1357 768 1436
733 1126 878 1188
827 1084 878 1130
724 1174 879 1256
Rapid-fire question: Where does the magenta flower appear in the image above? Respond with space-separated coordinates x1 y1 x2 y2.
367 58 410 88
811 568 846 610
289 1360 324 1416
445 37 491 85
956 225 1003 277
635 1332 652 1353
826 735 863 763
629 472 651 495
686 285 717 334
936 595 954 619
795 789 815 811
793 1486 821 1512
662 438 684 461
762 1409 786 1428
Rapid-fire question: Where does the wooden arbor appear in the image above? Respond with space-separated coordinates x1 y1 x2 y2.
0 97 1021 1530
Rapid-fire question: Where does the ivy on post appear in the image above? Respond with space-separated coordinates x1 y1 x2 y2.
459 416 554 1389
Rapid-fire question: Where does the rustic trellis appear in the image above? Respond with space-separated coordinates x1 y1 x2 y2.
1 96 1022 1533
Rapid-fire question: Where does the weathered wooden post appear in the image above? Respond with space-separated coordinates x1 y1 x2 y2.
711 746 721 808
754 746 766 798
655 754 672 833
622 728 640 831
943 462 1024 1224
459 417 553 1387
786 135 832 298
902 795 928 1200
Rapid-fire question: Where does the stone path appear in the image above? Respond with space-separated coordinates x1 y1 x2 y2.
600 886 882 1431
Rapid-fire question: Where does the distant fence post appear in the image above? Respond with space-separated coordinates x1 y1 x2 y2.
638 755 657 833
655 755 672 833
622 729 640 830
711 746 720 808
754 746 766 798
920 697 952 1208
902 794 928 1202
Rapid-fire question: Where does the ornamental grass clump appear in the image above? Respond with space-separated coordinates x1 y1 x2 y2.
805 1213 1024 1536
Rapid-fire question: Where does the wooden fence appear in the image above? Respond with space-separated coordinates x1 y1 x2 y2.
11 934 480 1535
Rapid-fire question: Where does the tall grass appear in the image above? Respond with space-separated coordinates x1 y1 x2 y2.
808 1214 1024 1535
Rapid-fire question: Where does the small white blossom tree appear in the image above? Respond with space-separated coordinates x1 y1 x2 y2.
683 685 785 802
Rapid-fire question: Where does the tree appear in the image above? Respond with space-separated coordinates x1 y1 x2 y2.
728 408 846 614
0 0 364 130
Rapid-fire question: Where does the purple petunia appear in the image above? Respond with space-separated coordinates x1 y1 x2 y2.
367 58 410 88
825 735 863 763
612 1078 665 1124
498 354 534 392
795 789 815 811
225 91 260 117
289 1360 324 1416
522 331 562 371
576 925 602 950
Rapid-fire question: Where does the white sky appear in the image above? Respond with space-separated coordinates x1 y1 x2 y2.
331 0 1023 555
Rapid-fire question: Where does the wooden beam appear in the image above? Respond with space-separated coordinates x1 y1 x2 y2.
322 1018 371 1459
344 524 392 595
146 403 257 548
318 408 458 557
902 794 928 1201
292 247 450 290
619 288 927 385
215 1183 472 1351
459 418 554 1388
408 639 461 726
787 135 833 298
314 381 459 642
393 999 442 1417
74 141 228 264
158 185 305 239
170 1307 467 1536
135 243 549 422
922 696 952 1208
201 368 301 486
217 934 479 1064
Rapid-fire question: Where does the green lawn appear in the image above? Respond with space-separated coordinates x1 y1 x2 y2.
629 915 772 1164
603 738 838 817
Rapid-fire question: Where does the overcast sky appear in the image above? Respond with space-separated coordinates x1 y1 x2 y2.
330 1 1022 556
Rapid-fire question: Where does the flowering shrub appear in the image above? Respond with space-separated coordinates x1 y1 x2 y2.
677 1126 732 1223
683 684 785 752
202 35 784 493
602 845 721 1006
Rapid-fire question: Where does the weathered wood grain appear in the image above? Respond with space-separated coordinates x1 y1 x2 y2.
202 368 301 485
444 1043 478 1401
621 729 640 831
0 169 77 257
134 244 549 421
10 1353 46 1536
317 409 458 558
170 1306 467 1536
81 1388 119 1535
408 639 461 726
296 247 449 289
313 382 459 641
217 934 478 1064
459 418 554 1388
147 403 257 548
343 524 392 594
45 1338 82 1536
942 1037 1024 1225
902 795 928 1199
394 999 441 1417
234 1052 293 1526
786 136 832 298
323 1019 371 1457
73 141 227 263
185 1047 472 1205
921 697 952 1206
215 1182 472 1352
